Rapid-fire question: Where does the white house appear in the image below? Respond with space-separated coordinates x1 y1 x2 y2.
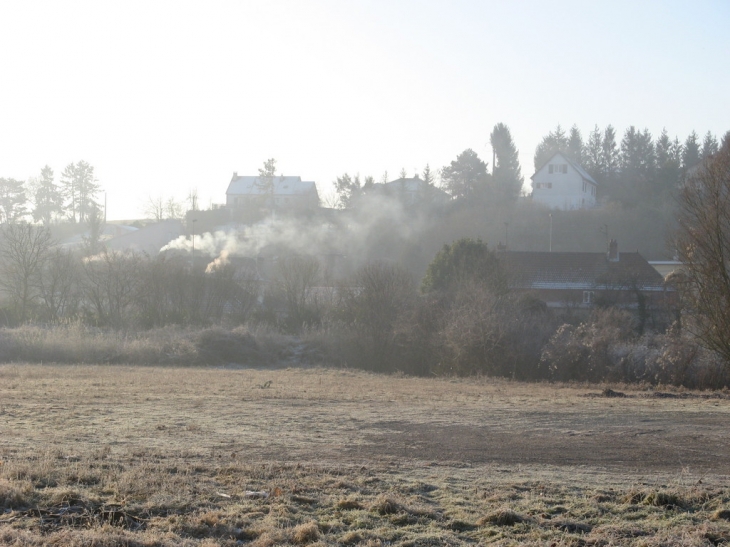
226 173 319 211
531 152 597 210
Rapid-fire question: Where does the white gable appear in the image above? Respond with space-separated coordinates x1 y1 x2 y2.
531 152 597 210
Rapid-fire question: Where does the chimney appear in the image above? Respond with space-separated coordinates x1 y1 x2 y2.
608 239 619 262
233 171 238 178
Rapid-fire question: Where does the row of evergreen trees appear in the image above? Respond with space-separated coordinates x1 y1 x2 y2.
534 125 729 205
0 161 102 225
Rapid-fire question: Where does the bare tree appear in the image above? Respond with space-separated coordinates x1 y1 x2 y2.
340 261 415 370
0 223 54 323
38 248 81 321
144 195 165 221
165 197 184 219
674 141 730 366
81 250 141 327
273 255 321 331
187 187 199 212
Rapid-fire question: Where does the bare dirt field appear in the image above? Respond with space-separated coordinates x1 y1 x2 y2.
1 364 729 546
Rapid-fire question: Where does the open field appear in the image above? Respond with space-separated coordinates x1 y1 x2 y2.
1 364 730 546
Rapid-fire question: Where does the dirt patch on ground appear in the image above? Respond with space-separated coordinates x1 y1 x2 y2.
360 415 730 472
1 365 729 545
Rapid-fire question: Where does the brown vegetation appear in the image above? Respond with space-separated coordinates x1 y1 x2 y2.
1 365 729 545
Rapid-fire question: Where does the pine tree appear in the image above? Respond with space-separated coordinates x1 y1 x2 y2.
655 128 682 195
334 173 362 209
441 149 489 199
490 123 524 200
566 125 584 164
533 124 568 170
0 178 27 223
61 161 100 223
584 125 604 180
701 131 719 159
422 164 435 186
620 126 655 183
32 165 64 225
682 131 700 170
602 125 619 180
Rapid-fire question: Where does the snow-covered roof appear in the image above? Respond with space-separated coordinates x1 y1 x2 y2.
226 175 317 196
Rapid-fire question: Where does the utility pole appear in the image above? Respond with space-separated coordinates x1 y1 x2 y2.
192 218 197 260
504 222 509 251
549 213 553 252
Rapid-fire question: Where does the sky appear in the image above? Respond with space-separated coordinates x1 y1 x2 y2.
1 0 729 220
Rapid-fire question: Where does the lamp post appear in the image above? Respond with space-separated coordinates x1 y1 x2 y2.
549 213 553 252
192 218 197 260
504 222 509 251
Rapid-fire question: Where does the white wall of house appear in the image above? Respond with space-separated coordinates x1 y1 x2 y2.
531 153 596 210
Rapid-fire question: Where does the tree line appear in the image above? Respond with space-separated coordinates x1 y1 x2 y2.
0 161 103 225
533 124 730 207
332 124 524 208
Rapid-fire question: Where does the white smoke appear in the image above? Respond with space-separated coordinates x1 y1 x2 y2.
160 194 427 274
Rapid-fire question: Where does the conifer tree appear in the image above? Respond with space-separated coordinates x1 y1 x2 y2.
701 131 719 159
32 166 64 225
602 125 619 180
682 131 700 170
533 124 568 170
0 178 27 223
490 123 523 200
566 125 584 164
584 125 604 180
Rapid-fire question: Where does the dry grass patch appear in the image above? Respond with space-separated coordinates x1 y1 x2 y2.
477 508 527 527
0 364 729 545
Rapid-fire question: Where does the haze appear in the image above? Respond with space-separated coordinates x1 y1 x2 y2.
1 0 728 220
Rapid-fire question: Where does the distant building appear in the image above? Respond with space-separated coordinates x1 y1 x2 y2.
500 240 673 311
373 177 450 207
105 219 184 255
531 152 597 210
226 173 319 211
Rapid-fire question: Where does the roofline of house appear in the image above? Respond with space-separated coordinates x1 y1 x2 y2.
510 282 667 291
530 151 598 186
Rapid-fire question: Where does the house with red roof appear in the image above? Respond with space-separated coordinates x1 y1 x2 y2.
499 240 673 314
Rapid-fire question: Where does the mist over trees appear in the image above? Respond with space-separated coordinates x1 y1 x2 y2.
0 160 104 227
1 125 730 386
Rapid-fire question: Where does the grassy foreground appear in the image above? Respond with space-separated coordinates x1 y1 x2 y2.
1 364 729 546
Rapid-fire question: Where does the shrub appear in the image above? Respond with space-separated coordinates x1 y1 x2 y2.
540 308 636 382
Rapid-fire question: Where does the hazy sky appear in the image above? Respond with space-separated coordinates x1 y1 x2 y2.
1 0 728 220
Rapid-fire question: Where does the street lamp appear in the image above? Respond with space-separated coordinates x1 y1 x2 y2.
549 213 553 252
192 218 197 259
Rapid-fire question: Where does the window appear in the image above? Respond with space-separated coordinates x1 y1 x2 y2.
582 181 587 192
549 164 553 174
534 182 552 189
583 291 595 304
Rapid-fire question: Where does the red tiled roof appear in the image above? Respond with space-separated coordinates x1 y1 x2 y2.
500 251 665 291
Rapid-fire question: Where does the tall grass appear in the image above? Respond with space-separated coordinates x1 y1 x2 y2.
0 322 299 366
